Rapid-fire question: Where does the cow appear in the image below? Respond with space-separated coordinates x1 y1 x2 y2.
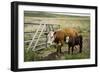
66 35 83 54
47 28 81 54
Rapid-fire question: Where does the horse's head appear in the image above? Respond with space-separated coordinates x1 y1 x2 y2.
47 31 55 45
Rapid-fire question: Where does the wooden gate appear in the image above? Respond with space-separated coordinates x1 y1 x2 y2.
24 22 60 51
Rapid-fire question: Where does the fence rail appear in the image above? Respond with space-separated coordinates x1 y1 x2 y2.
24 23 60 51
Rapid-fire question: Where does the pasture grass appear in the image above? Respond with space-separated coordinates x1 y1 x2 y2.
24 48 90 62
24 31 90 62
64 50 90 60
24 40 90 62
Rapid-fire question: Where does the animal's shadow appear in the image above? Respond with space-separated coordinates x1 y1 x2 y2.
41 51 69 61
40 52 59 61
40 47 81 61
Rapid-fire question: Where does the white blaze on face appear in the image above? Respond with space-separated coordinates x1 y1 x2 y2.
66 36 69 43
47 31 54 45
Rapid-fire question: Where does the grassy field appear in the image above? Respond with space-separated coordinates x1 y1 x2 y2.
24 11 90 62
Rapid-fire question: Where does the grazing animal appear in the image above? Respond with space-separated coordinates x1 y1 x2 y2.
47 28 79 54
66 35 83 54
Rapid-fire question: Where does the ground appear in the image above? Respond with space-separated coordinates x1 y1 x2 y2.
24 34 90 62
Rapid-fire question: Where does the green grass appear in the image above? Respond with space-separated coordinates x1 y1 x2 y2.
24 41 90 61
24 49 43 62
64 50 90 60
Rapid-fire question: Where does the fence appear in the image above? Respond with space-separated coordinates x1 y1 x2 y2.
24 22 60 51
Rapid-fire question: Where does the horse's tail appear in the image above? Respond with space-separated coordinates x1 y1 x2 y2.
79 35 83 53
